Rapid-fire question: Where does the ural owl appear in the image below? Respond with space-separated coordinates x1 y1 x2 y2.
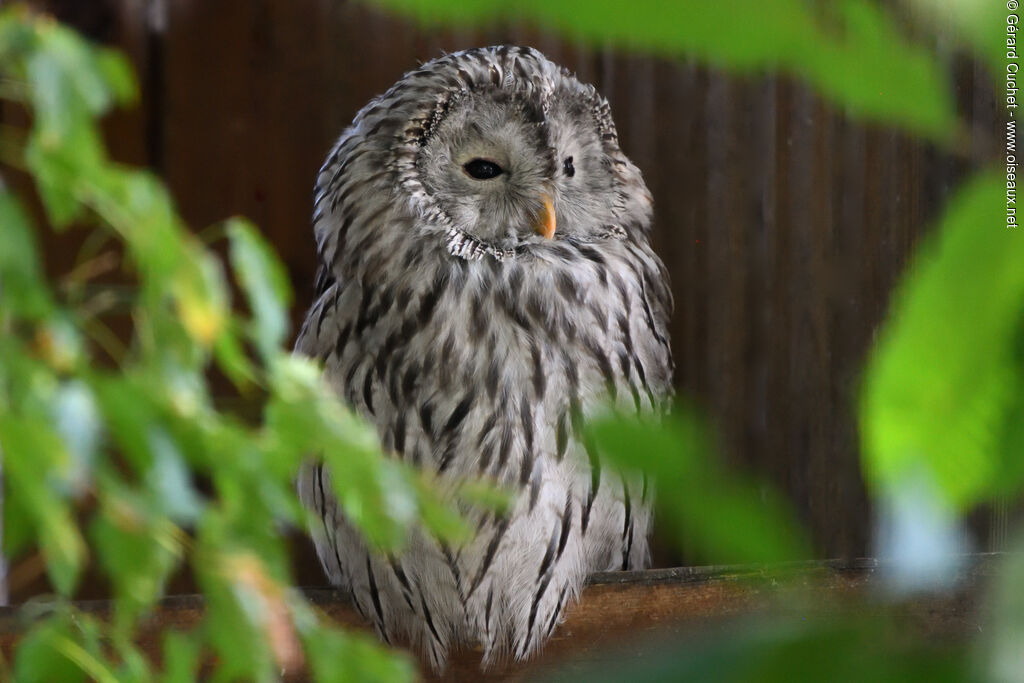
296 45 673 670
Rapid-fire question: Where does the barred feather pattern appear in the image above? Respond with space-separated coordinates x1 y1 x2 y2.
295 46 673 670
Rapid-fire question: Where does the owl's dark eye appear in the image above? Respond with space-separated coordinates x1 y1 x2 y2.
463 158 504 180
563 156 575 177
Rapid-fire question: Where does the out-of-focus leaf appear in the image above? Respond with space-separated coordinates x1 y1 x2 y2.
985 533 1024 682
303 625 416 683
3 471 33 559
52 380 101 497
0 10 35 60
227 219 293 359
86 169 184 285
589 410 809 564
107 634 151 683
90 482 184 632
550 615 969 682
91 373 157 472
197 550 284 683
22 30 111 228
173 250 229 349
23 116 105 226
213 322 257 389
94 47 138 106
413 471 471 546
14 616 90 683
205 463 296 582
861 171 1024 508
0 189 52 318
989 316 1024 498
158 632 200 683
366 0 957 143
34 315 84 373
874 470 965 594
158 362 211 420
26 49 84 146
13 610 118 683
0 414 85 595
455 477 515 519
146 428 204 523
33 22 116 116
905 0 1005 81
266 356 414 549
993 386 1024 497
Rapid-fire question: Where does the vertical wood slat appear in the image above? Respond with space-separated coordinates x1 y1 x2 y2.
39 2 1009 575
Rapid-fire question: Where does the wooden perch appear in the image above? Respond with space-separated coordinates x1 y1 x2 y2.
0 557 994 681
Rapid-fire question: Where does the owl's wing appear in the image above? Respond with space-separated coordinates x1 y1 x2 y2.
294 267 341 361
294 127 360 360
625 239 675 413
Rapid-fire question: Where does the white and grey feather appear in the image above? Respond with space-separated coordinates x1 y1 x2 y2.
296 45 673 670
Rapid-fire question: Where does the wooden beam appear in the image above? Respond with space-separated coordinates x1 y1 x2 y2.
0 558 993 681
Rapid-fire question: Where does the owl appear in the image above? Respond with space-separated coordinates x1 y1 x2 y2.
295 45 673 670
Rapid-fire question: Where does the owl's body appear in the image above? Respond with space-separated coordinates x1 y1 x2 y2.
296 46 672 669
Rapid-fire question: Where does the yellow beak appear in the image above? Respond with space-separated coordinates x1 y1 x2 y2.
534 195 556 239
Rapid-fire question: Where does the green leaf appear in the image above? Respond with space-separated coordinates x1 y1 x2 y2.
86 169 185 283
158 632 200 683
227 219 293 359
172 249 230 350
213 322 258 389
861 171 1024 508
0 415 85 595
303 626 416 683
3 475 34 559
416 473 472 545
90 481 184 633
14 617 90 683
0 189 52 318
552 615 968 682
196 550 282 683
90 373 157 473
26 49 83 146
146 428 204 523
12 609 123 683
94 47 138 106
24 114 105 227
106 633 152 683
51 380 101 496
903 0 1005 82
455 477 515 519
589 410 809 563
364 0 957 143
266 358 398 531
34 22 115 116
984 535 1024 681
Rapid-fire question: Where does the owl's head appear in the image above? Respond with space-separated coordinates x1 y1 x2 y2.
321 46 652 264
315 46 651 266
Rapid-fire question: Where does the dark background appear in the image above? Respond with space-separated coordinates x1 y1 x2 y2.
13 0 1010 592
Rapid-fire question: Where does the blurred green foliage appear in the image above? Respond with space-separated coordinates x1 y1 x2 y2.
861 172 1024 509
0 6 438 681
366 0 962 143
0 0 1019 681
548 616 971 683
589 410 809 564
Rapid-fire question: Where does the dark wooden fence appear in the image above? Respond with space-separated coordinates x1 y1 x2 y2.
23 0 1006 576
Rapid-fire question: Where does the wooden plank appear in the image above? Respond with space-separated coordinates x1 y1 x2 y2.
0 559 994 681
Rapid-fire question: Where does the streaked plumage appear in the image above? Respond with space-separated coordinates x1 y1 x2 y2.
296 45 673 670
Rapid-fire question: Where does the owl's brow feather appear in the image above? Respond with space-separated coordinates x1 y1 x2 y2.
361 46 632 262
